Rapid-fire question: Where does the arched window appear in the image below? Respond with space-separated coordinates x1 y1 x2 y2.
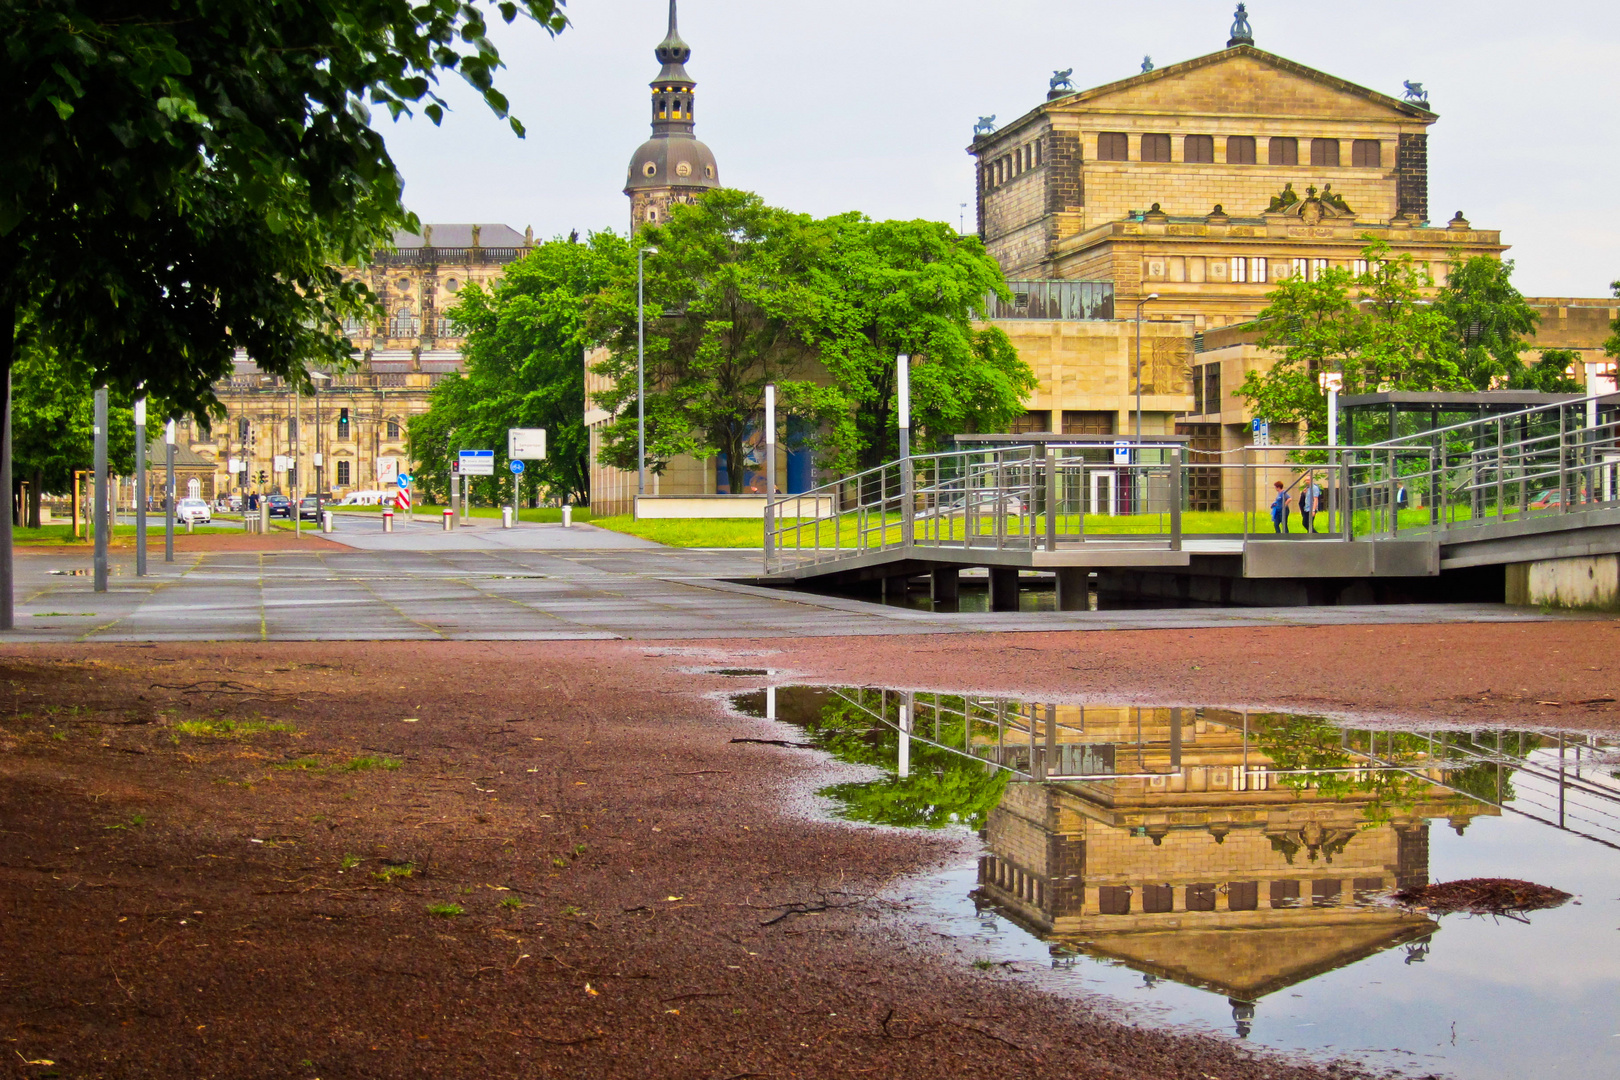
1097 132 1129 161
1310 138 1340 167
1268 137 1298 166
1140 133 1172 162
1184 135 1215 163
1226 135 1257 164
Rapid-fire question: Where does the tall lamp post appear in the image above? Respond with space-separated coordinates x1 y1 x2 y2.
1133 292 1160 441
636 246 658 499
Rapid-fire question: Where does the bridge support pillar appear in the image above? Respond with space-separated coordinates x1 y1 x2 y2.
930 567 959 604
989 567 1020 612
882 574 912 602
1055 567 1090 611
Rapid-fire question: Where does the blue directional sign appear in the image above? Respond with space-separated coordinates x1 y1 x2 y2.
458 449 496 476
396 473 413 488
509 459 525 475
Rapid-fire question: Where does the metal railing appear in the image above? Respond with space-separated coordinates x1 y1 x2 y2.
1345 392 1620 539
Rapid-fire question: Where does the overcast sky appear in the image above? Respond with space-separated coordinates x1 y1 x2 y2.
380 0 1620 299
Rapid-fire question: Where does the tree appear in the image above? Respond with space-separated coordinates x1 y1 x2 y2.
1509 348 1582 393
409 233 630 506
1238 239 1466 443
4 0 566 618
806 215 1032 473
590 190 823 494
1606 279 1620 374
1435 256 1540 390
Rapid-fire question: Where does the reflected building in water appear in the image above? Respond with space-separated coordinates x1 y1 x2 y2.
962 704 1494 1033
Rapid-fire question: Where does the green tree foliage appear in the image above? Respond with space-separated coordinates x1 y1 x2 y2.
3 0 567 415
1435 257 1540 390
408 234 630 506
808 215 1032 473
589 191 1035 488
1606 279 1620 366
590 190 822 494
1239 240 1466 442
1509 348 1583 393
10 325 135 525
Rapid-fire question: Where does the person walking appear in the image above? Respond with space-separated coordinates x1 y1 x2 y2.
1300 475 1323 532
1270 480 1290 534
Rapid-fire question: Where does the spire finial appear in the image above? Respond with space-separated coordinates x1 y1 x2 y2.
1227 3 1254 48
657 0 691 66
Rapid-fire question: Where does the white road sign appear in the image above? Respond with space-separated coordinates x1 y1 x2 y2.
376 456 399 483
273 454 289 472
508 427 547 460
458 449 496 476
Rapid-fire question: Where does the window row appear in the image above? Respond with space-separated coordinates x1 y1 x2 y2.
1145 256 1387 285
1098 132 1383 168
232 415 402 441
983 139 1043 188
1096 877 1387 915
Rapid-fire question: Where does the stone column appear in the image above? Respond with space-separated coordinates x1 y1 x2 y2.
1055 566 1089 610
989 567 1020 611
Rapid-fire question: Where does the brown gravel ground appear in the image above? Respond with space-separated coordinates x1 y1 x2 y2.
20 533 348 554
0 621 1614 1080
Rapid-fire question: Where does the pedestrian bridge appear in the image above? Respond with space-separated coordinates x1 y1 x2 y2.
760 392 1620 609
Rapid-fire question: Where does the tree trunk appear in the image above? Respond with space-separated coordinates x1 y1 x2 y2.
725 432 745 495
28 468 41 529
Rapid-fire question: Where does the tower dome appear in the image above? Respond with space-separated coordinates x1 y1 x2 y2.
624 0 720 229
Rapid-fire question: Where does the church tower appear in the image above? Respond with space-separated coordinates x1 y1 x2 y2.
625 0 721 230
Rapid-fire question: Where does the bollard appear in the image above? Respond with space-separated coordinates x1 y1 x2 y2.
186 519 194 534
443 507 454 531
502 506 513 529
383 509 394 533
321 510 334 534
562 505 572 529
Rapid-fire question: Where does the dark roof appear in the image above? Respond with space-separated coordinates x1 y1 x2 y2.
148 440 218 468
392 224 527 249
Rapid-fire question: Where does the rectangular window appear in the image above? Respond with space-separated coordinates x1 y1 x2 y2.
1097 131 1129 160
1193 365 1205 415
1061 410 1116 436
1291 257 1310 280
1353 259 1369 275
1186 883 1218 912
1184 134 1215 163
1226 135 1257 164
1228 882 1259 911
1140 133 1172 162
1142 884 1174 914
1311 138 1341 166
1033 140 1041 167
1010 410 1051 434
1268 137 1298 165
1252 257 1268 283
1311 258 1330 277
1097 886 1132 915
1231 257 1248 283
1204 364 1221 414
1270 880 1302 908
336 460 351 486
1351 139 1382 167
1312 879 1343 907
387 418 401 439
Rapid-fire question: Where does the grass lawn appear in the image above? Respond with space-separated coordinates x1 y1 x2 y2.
16 523 245 546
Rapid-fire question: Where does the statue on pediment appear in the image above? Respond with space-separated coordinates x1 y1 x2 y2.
1049 69 1075 93
973 115 997 137
1265 182 1300 214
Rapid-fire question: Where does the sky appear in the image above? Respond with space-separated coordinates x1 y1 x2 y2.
380 0 1620 299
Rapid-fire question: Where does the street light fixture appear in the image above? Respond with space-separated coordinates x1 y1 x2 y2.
1134 292 1160 441
636 246 658 499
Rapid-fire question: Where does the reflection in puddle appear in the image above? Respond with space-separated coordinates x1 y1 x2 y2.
732 687 1620 1080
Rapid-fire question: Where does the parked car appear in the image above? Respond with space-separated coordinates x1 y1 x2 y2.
298 496 321 521
266 494 293 518
176 497 212 525
1529 489 1564 510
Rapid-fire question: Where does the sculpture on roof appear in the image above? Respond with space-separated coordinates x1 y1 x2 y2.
1403 80 1430 106
1141 55 1154 73
1227 3 1253 47
973 115 997 137
1049 68 1074 93
1265 182 1300 214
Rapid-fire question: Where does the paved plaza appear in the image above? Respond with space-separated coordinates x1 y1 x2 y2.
1 519 1569 642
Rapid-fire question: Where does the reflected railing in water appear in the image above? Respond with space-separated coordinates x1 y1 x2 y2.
732 685 1620 1041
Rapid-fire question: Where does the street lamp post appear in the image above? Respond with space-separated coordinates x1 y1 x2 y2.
1134 293 1160 441
636 246 658 501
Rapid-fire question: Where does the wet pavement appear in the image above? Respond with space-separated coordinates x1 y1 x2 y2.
4 544 1578 641
733 685 1620 1080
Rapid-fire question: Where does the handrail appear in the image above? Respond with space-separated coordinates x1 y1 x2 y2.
1364 390 1613 449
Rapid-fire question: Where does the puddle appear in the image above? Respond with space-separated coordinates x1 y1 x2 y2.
699 668 775 677
48 567 127 577
731 687 1620 1080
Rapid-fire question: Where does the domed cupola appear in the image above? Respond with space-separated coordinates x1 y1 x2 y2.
625 0 720 230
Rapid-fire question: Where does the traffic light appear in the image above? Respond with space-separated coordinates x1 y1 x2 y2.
257 470 267 485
